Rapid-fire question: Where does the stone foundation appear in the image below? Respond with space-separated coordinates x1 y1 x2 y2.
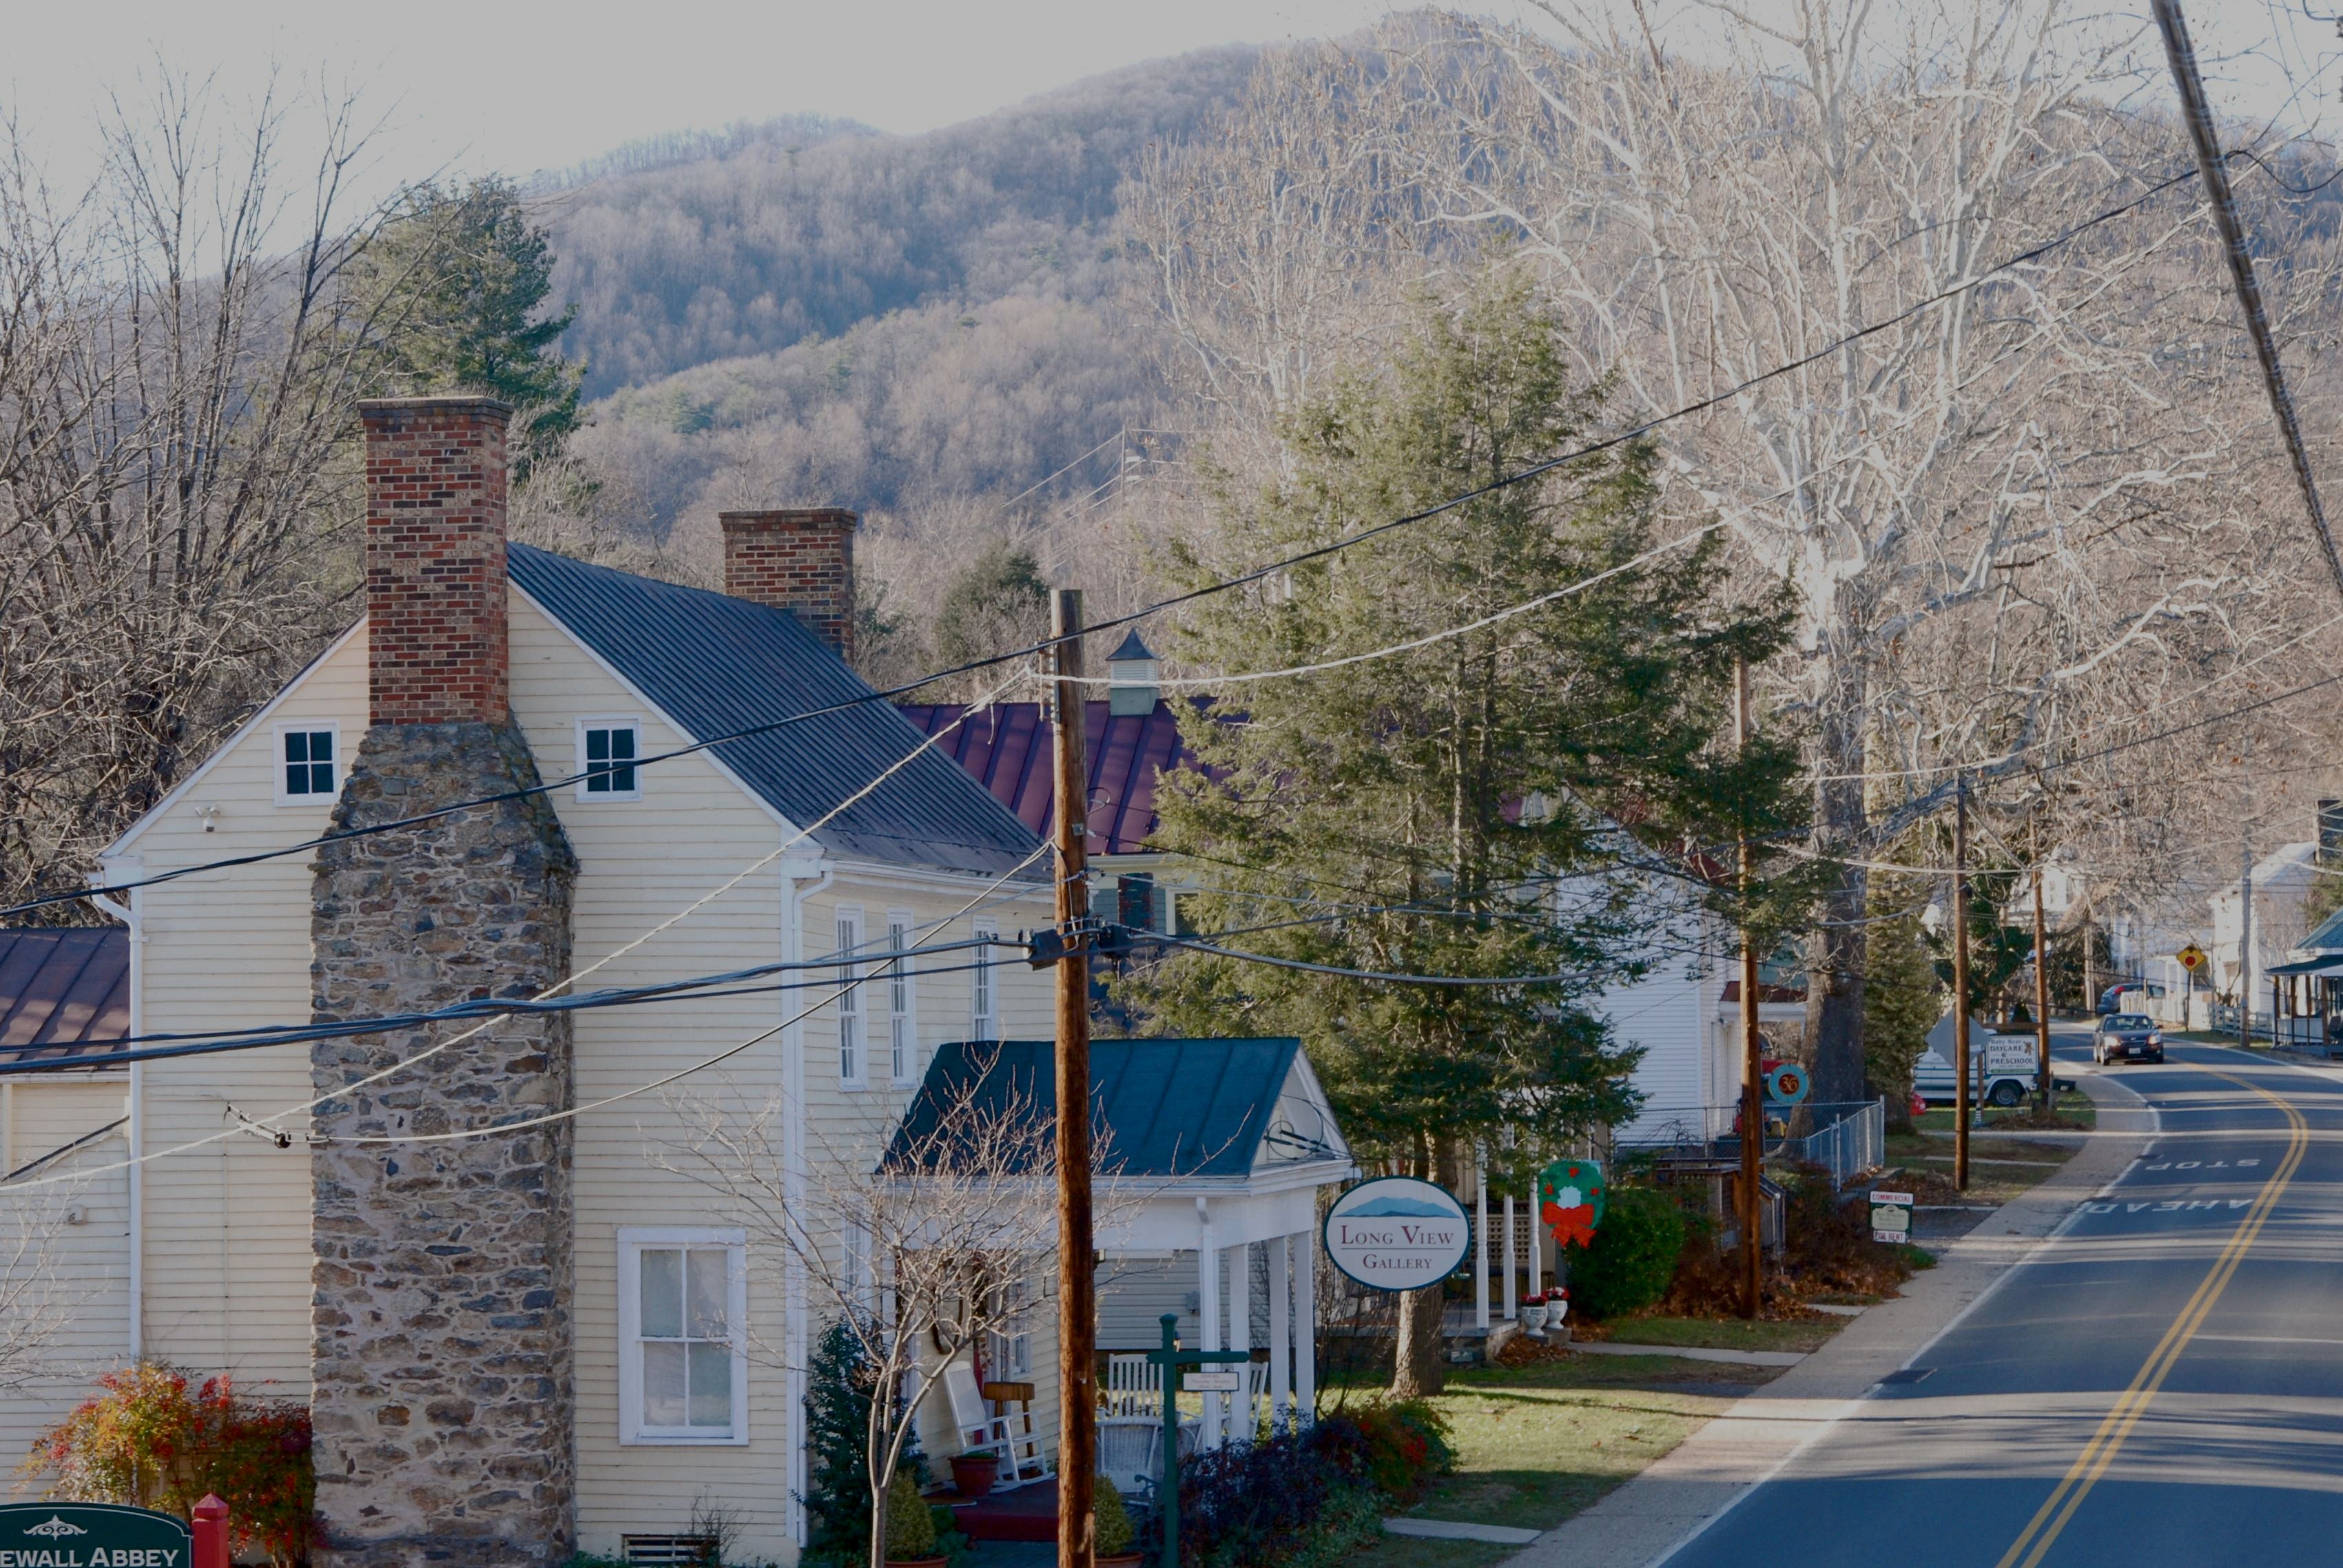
310 720 579 1568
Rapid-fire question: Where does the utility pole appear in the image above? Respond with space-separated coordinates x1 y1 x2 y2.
1735 657 1764 1319
1049 588 1097 1568
1953 773 1972 1191
2240 830 2253 1053
2032 816 2052 1120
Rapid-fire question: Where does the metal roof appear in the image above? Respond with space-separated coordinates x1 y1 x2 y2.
508 544 1044 878
884 1036 1305 1178
0 929 130 1064
892 699 1221 857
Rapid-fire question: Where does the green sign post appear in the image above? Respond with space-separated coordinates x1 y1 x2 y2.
0 1502 204 1568
1146 1312 1253 1568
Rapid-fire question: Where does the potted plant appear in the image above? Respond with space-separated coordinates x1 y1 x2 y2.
1520 1292 1549 1337
948 1450 998 1500
1096 1483 1141 1566
884 1471 947 1568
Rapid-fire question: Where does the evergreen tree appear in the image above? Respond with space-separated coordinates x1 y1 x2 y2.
799 1319 876 1567
354 177 583 479
1863 904 1941 1133
933 541 1051 672
1117 266 1803 1394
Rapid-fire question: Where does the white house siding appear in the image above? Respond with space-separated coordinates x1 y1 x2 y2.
0 1078 133 1469
1602 912 1724 1146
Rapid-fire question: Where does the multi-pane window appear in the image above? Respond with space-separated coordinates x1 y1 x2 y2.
971 918 998 1042
887 914 914 1085
836 913 865 1087
279 727 337 801
619 1230 745 1445
581 721 640 796
986 1277 1033 1381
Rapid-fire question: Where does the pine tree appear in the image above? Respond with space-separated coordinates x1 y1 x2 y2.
1863 905 1941 1133
799 1319 875 1567
1117 265 1804 1394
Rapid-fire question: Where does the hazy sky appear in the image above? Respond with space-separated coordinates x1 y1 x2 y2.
4 0 1401 187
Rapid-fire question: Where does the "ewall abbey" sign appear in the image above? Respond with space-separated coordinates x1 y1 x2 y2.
1321 1176 1473 1292
0 1504 194 1568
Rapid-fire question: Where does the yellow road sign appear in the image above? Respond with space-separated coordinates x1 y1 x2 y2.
2178 943 2208 972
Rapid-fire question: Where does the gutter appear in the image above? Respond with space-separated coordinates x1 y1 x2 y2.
87 877 141 1359
781 858 833 1548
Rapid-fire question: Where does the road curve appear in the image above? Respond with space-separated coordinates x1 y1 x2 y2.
1662 1031 2343 1568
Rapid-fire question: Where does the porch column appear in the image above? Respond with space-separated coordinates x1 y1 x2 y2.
1197 1201 1223 1448
1226 1241 1252 1442
1268 1235 1291 1432
1474 1156 1489 1332
1503 1191 1517 1321
1296 1228 1317 1425
1527 1179 1542 1295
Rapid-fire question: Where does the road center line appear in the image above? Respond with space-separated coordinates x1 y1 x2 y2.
1993 1066 2307 1568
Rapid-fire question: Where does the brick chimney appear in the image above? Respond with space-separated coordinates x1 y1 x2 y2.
721 507 858 661
311 395 578 1568
360 397 513 725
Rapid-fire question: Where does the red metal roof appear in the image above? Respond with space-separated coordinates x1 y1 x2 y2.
892 699 1218 856
0 928 130 1064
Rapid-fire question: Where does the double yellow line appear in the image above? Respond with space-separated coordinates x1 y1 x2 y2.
1993 1066 2308 1568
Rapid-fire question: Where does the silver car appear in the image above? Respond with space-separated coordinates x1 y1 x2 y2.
2094 1013 2165 1065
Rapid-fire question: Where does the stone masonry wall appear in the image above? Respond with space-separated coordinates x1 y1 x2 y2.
719 507 858 659
310 720 579 1568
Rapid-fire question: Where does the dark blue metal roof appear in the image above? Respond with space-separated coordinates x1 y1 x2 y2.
885 1036 1303 1178
508 544 1045 877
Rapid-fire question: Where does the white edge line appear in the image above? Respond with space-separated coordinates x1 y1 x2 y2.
1642 1054 2156 1568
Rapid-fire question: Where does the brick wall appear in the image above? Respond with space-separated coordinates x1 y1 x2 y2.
719 508 858 660
361 398 513 725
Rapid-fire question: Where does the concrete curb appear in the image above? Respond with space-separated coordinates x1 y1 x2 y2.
1499 1068 2155 1568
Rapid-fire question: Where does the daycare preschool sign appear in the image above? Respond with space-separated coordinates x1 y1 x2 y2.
1323 1176 1473 1292
0 1505 192 1568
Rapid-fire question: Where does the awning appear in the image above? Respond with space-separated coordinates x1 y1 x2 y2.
2268 955 2343 978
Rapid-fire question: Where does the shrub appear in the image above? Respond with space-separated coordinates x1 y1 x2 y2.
884 1472 936 1560
1095 1483 1135 1556
799 1321 876 1565
1332 1401 1454 1508
1564 1186 1686 1319
25 1362 317 1567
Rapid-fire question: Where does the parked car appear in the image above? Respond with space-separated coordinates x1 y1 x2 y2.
1914 1033 2039 1108
2098 982 2168 1015
2094 1013 2165 1064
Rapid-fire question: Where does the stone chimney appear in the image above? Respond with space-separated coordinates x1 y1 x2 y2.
309 396 579 1568
720 507 858 660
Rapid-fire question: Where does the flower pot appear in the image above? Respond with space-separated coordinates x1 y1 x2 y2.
1521 1302 1549 1337
949 1452 999 1500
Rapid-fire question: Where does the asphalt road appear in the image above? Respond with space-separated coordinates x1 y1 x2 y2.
1664 1024 2343 1568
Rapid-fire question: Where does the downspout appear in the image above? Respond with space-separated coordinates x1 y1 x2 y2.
783 860 834 1547
89 884 141 1361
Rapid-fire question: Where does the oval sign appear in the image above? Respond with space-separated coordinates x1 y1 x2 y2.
1323 1176 1472 1292
0 1503 194 1568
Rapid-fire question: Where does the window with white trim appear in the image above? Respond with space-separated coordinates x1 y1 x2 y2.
886 911 916 1086
985 1276 1033 1381
577 717 642 800
835 909 866 1089
617 1228 747 1445
970 918 998 1042
275 723 340 805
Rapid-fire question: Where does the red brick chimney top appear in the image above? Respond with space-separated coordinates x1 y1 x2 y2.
359 396 513 727
720 508 858 662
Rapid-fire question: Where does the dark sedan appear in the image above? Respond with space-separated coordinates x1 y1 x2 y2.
2094 1013 2165 1064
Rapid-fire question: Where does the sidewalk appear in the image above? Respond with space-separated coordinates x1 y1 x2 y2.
1499 1069 2154 1568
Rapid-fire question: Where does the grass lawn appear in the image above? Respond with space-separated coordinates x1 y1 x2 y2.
1883 1118 2083 1207
1339 1354 1777 1568
1907 1086 2098 1134
1582 1313 1850 1354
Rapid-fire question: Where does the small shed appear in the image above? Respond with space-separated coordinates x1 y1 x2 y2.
889 1036 1356 1449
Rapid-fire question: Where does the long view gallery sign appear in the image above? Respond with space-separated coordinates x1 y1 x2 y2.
1322 1177 1472 1291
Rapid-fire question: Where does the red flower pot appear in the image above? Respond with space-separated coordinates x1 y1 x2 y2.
949 1452 999 1499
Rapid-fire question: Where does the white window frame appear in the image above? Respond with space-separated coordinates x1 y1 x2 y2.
617 1227 749 1446
575 715 644 802
835 907 867 1089
272 721 342 807
986 1275 1033 1381
886 909 918 1086
970 917 999 1042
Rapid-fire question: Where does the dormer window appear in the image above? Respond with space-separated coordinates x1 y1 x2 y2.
276 724 340 805
577 717 643 800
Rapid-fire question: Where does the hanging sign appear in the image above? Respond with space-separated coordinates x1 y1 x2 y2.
0 1503 194 1568
1538 1157 1607 1251
1870 1190 1914 1244
1182 1370 1243 1393
1765 1062 1810 1106
1322 1177 1472 1292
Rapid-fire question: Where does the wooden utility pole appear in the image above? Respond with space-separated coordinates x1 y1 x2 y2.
1953 773 1973 1190
1049 588 1097 1568
2032 816 2052 1120
1735 658 1764 1319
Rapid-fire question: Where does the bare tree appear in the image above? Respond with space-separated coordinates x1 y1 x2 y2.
660 1062 1108 1568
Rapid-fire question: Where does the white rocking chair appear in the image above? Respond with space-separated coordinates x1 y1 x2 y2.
942 1360 1046 1486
